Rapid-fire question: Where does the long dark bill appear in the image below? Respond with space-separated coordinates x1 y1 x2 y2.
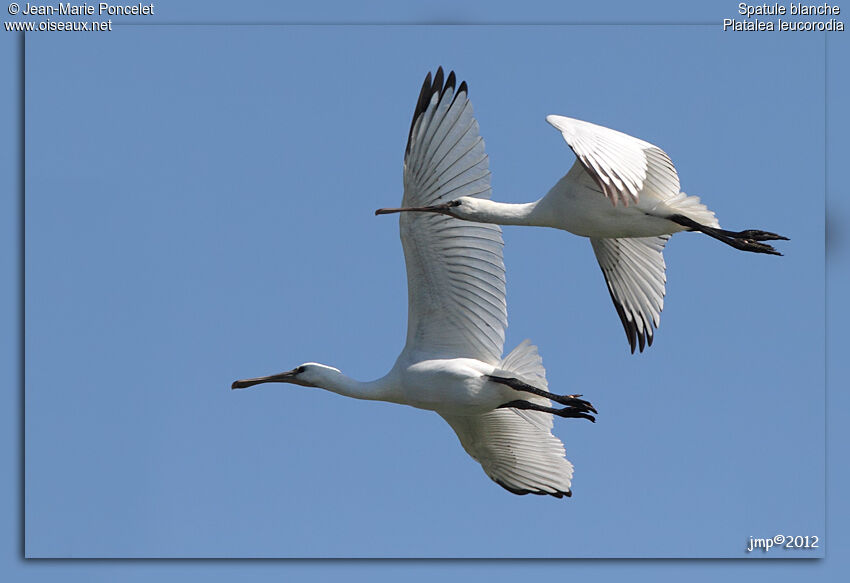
231 369 299 390
374 202 456 216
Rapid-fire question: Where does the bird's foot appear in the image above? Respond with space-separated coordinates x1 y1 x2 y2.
551 393 597 414
736 229 789 242
727 236 783 256
553 406 596 423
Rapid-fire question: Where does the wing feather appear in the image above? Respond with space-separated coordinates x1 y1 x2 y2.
546 115 681 207
590 236 670 353
398 69 506 364
441 409 573 498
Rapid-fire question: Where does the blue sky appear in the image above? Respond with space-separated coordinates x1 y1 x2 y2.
3 0 848 580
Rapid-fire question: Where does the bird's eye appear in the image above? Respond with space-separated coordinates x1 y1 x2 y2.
449 200 462 207
294 366 306 374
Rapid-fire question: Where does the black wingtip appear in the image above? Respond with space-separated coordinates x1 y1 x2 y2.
405 67 465 156
609 283 638 353
445 70 456 95
432 67 444 95
602 277 655 354
405 71 435 156
495 479 572 499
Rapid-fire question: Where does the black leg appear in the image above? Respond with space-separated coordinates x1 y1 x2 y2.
486 375 597 413
486 374 598 421
668 214 787 256
498 399 596 423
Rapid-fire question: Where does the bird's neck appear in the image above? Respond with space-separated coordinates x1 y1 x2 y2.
315 370 395 402
465 199 549 227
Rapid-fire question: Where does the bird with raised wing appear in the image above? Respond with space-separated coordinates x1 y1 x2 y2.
233 68 596 498
377 111 787 353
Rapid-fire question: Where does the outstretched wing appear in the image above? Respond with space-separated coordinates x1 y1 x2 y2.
590 235 670 353
546 115 680 207
440 339 574 497
441 409 574 498
397 68 507 365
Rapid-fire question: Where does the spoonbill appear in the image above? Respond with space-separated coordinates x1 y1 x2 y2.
233 68 596 497
377 111 788 353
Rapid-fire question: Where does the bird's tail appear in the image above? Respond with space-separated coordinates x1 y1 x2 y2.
495 340 552 428
498 339 548 392
664 191 720 228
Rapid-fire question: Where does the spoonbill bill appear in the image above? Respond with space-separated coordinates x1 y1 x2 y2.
377 111 788 353
233 68 596 497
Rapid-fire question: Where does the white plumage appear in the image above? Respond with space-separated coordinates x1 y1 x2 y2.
233 68 595 498
379 110 787 353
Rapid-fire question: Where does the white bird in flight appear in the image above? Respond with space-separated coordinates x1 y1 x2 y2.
378 106 787 353
233 68 595 498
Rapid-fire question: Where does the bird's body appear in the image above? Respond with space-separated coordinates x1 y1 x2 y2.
468 165 691 237
233 68 595 498
387 358 509 414
378 113 787 352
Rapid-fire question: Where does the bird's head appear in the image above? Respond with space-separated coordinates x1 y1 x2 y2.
231 362 341 390
374 196 484 222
